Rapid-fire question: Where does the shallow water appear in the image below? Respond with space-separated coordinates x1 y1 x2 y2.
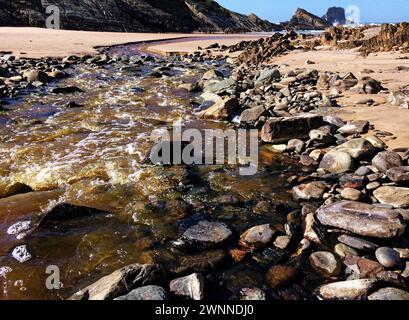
0 46 301 300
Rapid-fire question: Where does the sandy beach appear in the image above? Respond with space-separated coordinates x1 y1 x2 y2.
0 27 266 58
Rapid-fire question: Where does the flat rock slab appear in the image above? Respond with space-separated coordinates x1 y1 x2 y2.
317 201 406 239
373 186 409 208
261 114 324 144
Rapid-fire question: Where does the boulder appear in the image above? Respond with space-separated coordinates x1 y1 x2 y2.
261 114 324 144
317 279 378 300
319 150 354 173
201 97 239 121
334 138 375 159
255 68 280 87
23 69 51 83
375 247 401 269
239 105 266 126
386 166 409 184
317 201 406 238
69 264 164 300
373 186 409 208
292 182 328 201
340 188 364 201
169 273 205 300
204 78 236 93
350 77 385 94
202 69 223 81
338 120 369 135
372 151 403 173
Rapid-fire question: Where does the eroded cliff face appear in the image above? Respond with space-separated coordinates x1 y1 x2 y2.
288 8 331 30
0 0 282 32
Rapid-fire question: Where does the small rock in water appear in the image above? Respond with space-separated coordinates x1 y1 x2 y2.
7 221 31 235
51 86 84 94
170 273 205 300
375 247 401 269
309 251 341 277
238 287 266 300
178 220 232 250
317 279 378 300
114 285 168 300
12 245 32 263
239 224 275 249
368 287 409 300
265 264 298 289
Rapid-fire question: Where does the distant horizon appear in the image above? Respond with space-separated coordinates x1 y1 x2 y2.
216 0 408 24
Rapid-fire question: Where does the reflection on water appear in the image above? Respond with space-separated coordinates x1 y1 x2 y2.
0 46 300 300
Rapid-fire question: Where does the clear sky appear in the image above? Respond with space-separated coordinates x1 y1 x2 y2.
216 0 407 23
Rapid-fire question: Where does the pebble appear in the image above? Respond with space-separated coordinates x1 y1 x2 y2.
375 247 401 269
274 235 291 250
317 279 378 300
238 287 266 300
7 220 31 235
292 182 327 201
366 181 380 191
334 243 358 259
341 188 363 201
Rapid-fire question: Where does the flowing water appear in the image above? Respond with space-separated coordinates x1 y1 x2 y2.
0 45 301 300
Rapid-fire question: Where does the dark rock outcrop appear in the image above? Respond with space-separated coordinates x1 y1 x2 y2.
288 8 331 30
0 0 282 33
323 7 346 25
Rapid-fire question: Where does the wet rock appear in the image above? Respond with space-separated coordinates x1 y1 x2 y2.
51 86 84 94
386 166 409 184
261 114 324 144
175 250 227 274
66 101 84 108
214 195 239 205
341 188 364 201
69 264 165 300
334 138 375 159
375 247 401 269
23 69 51 83
368 287 409 300
373 186 409 208
201 96 239 121
372 151 403 173
202 69 223 81
319 151 354 174
48 70 65 79
338 234 379 252
255 68 280 87
338 120 369 135
334 243 358 259
287 139 305 153
239 224 275 249
317 201 406 238
265 264 298 289
317 279 378 300
204 78 236 93
239 105 266 126
114 285 168 300
238 287 266 300
170 273 205 300
12 245 32 263
309 251 341 277
177 220 233 251
7 221 31 236
292 182 328 201
274 235 291 250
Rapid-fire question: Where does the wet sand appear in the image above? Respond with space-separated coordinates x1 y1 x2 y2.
0 27 265 59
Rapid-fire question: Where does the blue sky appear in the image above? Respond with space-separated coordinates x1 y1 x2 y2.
216 0 407 23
